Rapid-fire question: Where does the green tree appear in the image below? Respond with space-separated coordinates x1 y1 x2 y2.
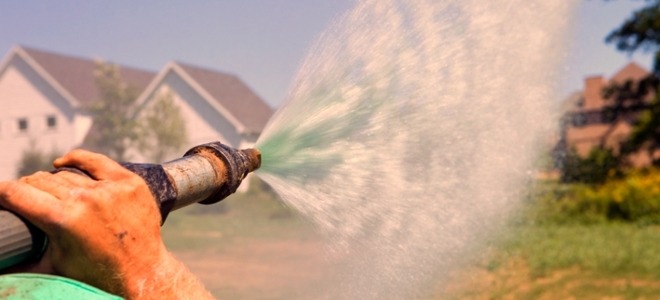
604 0 660 161
607 0 660 74
16 144 61 178
138 92 188 162
85 62 141 161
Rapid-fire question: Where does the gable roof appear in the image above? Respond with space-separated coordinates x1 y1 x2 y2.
153 62 273 134
610 62 649 84
176 62 273 134
15 45 155 106
564 62 651 113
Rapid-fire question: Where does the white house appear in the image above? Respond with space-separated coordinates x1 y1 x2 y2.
0 45 273 180
135 61 273 162
0 45 154 180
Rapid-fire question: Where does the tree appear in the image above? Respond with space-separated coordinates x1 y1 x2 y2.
560 147 622 184
86 62 189 163
604 0 660 162
85 62 142 161
138 92 188 162
607 0 660 74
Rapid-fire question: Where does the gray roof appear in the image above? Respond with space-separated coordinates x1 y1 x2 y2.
21 46 155 105
175 62 273 134
13 45 272 140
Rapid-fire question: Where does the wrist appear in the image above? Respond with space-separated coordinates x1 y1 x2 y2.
115 243 171 299
120 249 213 300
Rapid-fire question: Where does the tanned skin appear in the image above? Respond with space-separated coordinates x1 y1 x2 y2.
0 149 214 299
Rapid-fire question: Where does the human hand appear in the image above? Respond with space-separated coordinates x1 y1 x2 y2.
0 150 167 297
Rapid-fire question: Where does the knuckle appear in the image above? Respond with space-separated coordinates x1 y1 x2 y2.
0 183 27 206
0 182 19 197
76 187 99 201
19 171 46 183
67 188 86 201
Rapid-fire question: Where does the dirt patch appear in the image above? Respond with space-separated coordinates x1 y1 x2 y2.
173 237 329 298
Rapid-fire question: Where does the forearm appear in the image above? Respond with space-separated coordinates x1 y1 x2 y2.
121 251 214 300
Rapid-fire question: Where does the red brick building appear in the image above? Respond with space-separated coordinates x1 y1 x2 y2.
559 62 653 167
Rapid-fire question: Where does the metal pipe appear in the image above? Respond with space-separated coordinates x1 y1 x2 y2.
162 155 219 211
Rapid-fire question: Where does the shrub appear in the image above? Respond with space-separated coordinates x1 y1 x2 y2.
528 169 660 225
16 146 61 178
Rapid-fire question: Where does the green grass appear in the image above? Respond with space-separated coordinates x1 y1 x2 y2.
445 175 660 299
496 223 660 277
444 218 660 299
444 222 660 299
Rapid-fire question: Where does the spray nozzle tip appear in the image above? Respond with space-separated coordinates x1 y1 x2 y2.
240 148 261 172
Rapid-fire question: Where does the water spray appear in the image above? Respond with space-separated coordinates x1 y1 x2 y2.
0 141 261 270
253 1 578 298
0 1 579 298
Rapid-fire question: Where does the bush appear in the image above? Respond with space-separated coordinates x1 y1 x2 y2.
527 169 660 225
16 146 61 178
599 170 660 224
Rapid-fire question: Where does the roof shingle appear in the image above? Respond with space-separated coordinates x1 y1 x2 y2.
21 46 155 105
175 62 273 134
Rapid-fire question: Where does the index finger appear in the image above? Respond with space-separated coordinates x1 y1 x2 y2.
53 149 132 181
0 181 62 231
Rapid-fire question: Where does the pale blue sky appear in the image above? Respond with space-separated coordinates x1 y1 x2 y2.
0 1 654 107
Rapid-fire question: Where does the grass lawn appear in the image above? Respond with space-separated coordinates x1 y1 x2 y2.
444 223 660 299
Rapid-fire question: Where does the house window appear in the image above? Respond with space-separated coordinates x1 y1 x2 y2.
47 115 57 129
18 118 28 133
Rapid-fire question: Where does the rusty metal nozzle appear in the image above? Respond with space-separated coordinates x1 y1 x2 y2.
240 148 262 173
156 142 262 212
